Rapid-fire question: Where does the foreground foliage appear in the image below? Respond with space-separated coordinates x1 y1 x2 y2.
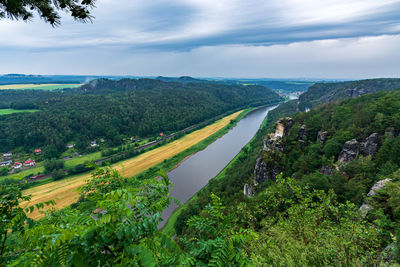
1 166 395 266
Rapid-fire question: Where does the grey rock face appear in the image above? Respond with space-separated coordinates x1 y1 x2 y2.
243 183 256 197
344 87 377 98
253 157 280 185
360 133 379 156
367 178 392 197
338 139 359 163
317 131 328 144
359 178 392 217
320 166 334 175
298 125 307 141
264 138 284 152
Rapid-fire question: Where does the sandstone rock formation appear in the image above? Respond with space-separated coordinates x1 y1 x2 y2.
274 117 294 138
317 130 328 144
243 183 256 197
338 139 359 163
359 178 392 217
359 133 379 157
298 125 307 142
320 165 334 175
253 156 280 185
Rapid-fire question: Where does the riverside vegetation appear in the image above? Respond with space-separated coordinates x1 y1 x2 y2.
2 78 400 265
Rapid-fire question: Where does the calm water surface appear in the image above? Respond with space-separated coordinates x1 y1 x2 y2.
160 105 278 227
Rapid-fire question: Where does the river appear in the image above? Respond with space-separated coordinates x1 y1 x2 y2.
160 105 278 228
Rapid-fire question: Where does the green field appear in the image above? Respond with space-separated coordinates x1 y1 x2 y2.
0 83 82 90
64 152 102 168
0 109 39 115
1 166 45 181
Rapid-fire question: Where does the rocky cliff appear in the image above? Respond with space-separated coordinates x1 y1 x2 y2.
244 117 292 196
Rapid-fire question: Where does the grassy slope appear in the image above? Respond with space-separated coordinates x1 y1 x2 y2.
0 84 82 90
21 110 246 219
0 109 38 115
64 152 102 168
161 107 272 236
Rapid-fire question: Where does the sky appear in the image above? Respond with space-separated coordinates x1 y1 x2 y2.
0 0 400 79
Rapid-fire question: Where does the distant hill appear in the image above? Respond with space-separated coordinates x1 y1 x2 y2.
0 78 282 153
156 76 207 83
266 78 400 127
298 78 400 111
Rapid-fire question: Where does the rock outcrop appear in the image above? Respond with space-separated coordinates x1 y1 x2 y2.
367 178 392 197
338 139 359 163
243 183 256 197
320 166 334 175
245 118 290 196
298 125 307 142
337 133 380 165
359 133 379 156
264 137 284 152
274 117 294 138
253 157 280 185
317 131 328 144
359 178 392 217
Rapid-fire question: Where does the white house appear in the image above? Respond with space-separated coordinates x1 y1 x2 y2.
12 162 22 169
1 160 12 167
3 152 12 157
90 141 98 147
24 159 36 167
66 144 75 149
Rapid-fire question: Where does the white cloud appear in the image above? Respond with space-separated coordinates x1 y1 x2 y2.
0 0 399 77
1 34 399 78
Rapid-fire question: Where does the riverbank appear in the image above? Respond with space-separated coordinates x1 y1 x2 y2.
161 105 278 236
21 108 251 219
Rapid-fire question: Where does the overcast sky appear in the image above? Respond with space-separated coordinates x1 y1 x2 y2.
1 0 399 79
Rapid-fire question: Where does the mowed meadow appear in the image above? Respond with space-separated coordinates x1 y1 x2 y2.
0 83 82 90
0 109 38 115
21 110 242 219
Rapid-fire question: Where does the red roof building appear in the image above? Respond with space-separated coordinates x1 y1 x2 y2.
24 159 36 166
12 162 22 169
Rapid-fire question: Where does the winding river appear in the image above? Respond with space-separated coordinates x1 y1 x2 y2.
160 105 278 227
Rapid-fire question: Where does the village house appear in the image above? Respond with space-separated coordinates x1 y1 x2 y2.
1 160 12 167
66 144 75 149
90 141 98 147
34 149 42 155
130 137 135 142
12 162 23 169
24 159 36 167
3 152 12 157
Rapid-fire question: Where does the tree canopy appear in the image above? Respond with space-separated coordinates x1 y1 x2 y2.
0 0 96 26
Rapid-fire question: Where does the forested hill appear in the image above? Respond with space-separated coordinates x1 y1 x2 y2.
298 78 400 111
172 88 400 265
0 78 282 155
266 78 400 128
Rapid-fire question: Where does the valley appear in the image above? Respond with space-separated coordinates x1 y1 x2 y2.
20 109 243 219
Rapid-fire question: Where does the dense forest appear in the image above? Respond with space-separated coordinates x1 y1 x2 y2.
0 78 282 156
3 79 400 265
173 86 400 264
297 78 400 111
3 88 400 265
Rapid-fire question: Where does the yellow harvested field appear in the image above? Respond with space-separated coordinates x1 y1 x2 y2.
0 84 57 89
0 83 81 90
21 111 242 219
